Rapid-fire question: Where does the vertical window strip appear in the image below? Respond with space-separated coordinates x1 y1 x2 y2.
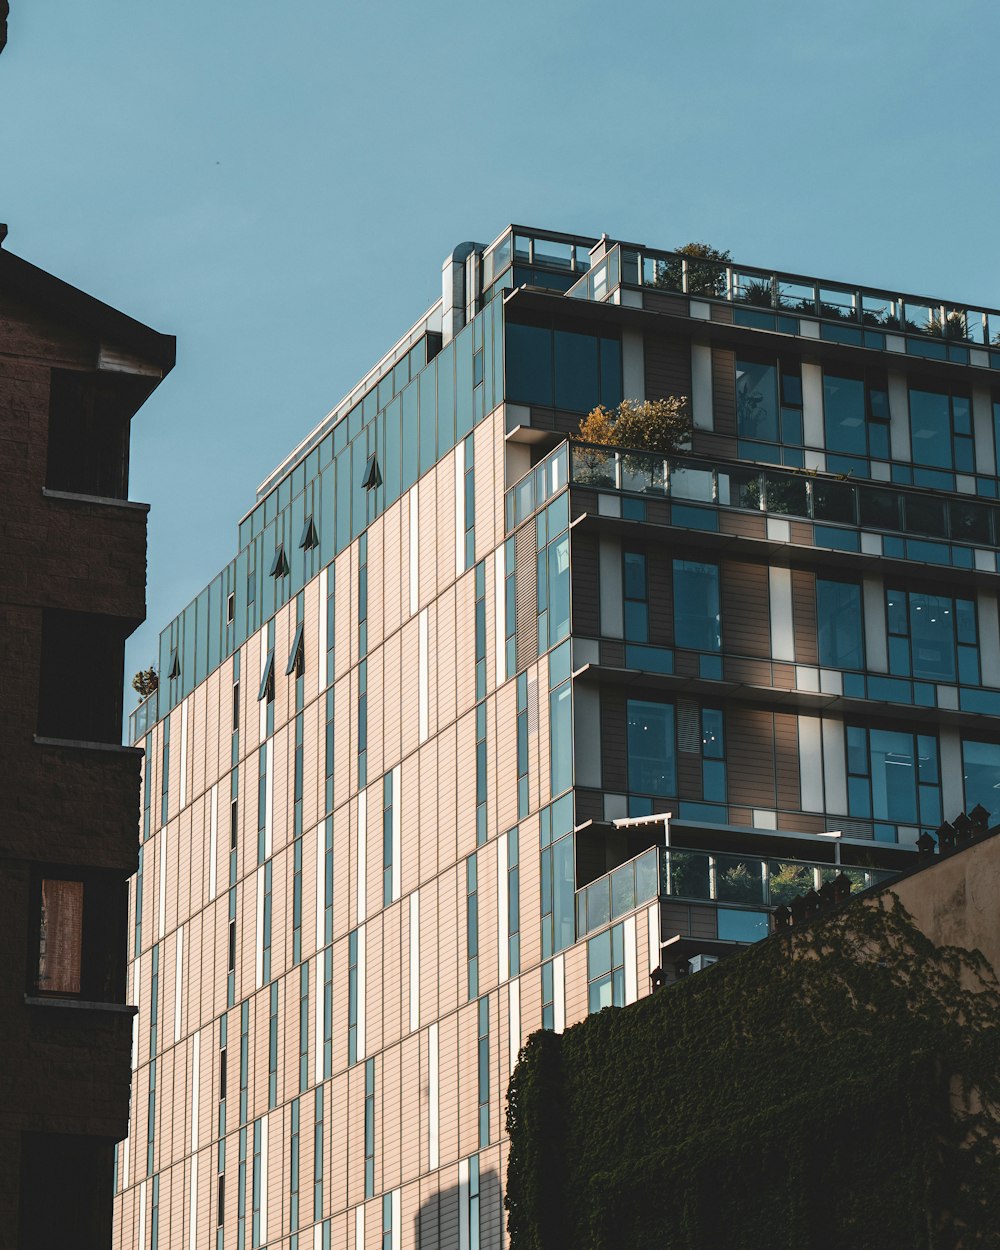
160 716 170 827
231 651 240 768
268 982 278 1110
504 537 516 680
464 434 476 571
476 703 487 847
474 560 487 700
364 1059 375 1199
257 746 267 865
494 547 507 688
358 659 368 788
323 947 333 1079
174 925 184 1043
289 1097 300 1238
292 832 303 966
209 783 218 902
382 770 394 907
227 886 237 1009
218 1015 228 1139
477 997 489 1148
466 854 479 1000
623 549 648 643
251 1120 262 1248
262 861 272 985
294 591 305 713
143 732 152 839
469 1155 481 1250
428 1022 439 1169
149 943 160 1058
150 1174 160 1250
298 961 309 1094
358 532 368 660
146 1058 157 1176
216 1140 225 1244
157 825 168 940
134 845 143 957
326 563 336 689
324 816 334 945
313 1086 324 1223
508 827 520 977
294 713 304 837
237 1126 247 1250
239 999 249 1126
348 930 358 1065
516 673 529 819
541 960 554 1031
324 689 335 814
229 771 239 888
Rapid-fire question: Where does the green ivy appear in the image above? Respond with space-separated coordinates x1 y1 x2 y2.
506 893 1000 1249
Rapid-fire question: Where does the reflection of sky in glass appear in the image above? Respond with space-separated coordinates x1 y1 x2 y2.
962 740 1000 826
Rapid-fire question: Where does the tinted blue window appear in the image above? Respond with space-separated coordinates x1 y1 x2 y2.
869 729 918 824
627 700 676 797
817 580 864 669
736 360 779 441
823 374 867 455
717 910 768 942
554 331 598 412
673 560 721 651
962 739 1000 825
506 324 553 407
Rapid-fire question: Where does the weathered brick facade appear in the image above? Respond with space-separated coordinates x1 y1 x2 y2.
0 238 173 1248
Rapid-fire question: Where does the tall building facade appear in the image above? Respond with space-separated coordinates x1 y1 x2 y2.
0 232 174 1247
115 226 1000 1248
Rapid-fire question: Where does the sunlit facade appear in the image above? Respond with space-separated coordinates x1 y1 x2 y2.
115 226 1000 1247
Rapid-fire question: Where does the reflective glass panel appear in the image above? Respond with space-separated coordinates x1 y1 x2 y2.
869 729 918 824
626 700 676 797
817 580 864 669
824 374 867 455
736 360 779 441
909 389 953 469
962 739 1000 826
673 560 721 651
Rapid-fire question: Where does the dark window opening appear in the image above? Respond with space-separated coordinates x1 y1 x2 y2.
227 592 235 624
286 623 305 677
299 516 319 550
269 545 289 578
19 1132 114 1250
258 650 275 703
28 867 126 1002
37 609 125 744
167 647 180 680
45 368 147 501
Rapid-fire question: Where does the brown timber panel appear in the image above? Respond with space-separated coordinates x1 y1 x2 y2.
789 520 813 546
721 560 770 658
692 430 738 459
771 662 795 690
720 510 766 540
791 569 818 665
644 334 692 401
727 707 776 809
777 811 827 834
643 292 688 317
570 531 599 636
677 752 702 800
774 712 801 811
646 550 673 647
601 689 627 792
712 348 737 436
710 305 734 325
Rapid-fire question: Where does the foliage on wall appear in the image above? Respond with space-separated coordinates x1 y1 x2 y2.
506 893 1000 1249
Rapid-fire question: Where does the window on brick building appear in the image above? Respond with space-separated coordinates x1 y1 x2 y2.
29 868 125 1001
37 609 125 744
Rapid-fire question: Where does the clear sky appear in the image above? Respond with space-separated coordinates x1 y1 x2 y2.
2 0 999 706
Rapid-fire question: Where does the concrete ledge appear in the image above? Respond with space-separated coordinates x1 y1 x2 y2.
42 488 150 512
24 996 137 1015
34 735 142 756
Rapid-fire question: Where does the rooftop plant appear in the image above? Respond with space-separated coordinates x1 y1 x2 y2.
576 397 692 457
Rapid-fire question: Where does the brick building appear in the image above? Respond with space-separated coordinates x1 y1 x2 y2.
116 226 1000 1247
0 231 174 1247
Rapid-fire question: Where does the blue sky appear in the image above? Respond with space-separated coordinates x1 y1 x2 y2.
2 0 999 701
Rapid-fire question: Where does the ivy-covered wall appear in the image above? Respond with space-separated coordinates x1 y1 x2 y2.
506 891 1000 1250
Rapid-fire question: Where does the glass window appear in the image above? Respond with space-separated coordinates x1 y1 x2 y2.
886 588 979 685
717 910 769 942
587 923 625 1013
36 878 83 994
554 331 598 412
623 550 648 643
962 739 1000 826
627 700 676 797
673 560 721 651
736 360 779 441
817 580 864 670
823 374 867 456
869 729 918 824
549 683 573 798
505 324 553 408
909 387 975 472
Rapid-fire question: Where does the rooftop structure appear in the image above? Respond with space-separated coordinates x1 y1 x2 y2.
117 223 1000 1248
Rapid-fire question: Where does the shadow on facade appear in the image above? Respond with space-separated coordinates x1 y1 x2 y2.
414 1167 502 1248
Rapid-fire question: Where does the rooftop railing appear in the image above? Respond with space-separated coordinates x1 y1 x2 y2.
129 689 158 744
567 241 1000 351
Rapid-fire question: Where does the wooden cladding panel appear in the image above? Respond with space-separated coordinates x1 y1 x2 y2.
646 550 673 647
643 292 688 317
644 334 691 401
601 689 627 792
570 532 599 636
712 348 737 436
720 511 766 540
710 305 734 325
691 430 738 459
721 560 770 658
791 569 818 665
726 707 776 809
677 752 702 801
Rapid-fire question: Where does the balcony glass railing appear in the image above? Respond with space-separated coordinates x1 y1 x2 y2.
505 442 569 529
129 690 159 744
574 844 896 940
568 442 1000 571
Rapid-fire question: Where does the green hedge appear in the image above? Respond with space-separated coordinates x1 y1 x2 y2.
506 894 1000 1249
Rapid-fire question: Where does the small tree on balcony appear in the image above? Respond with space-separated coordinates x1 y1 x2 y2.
577 396 692 456
131 666 159 699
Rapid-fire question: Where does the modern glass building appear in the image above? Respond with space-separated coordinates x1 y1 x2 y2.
115 225 1000 1247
